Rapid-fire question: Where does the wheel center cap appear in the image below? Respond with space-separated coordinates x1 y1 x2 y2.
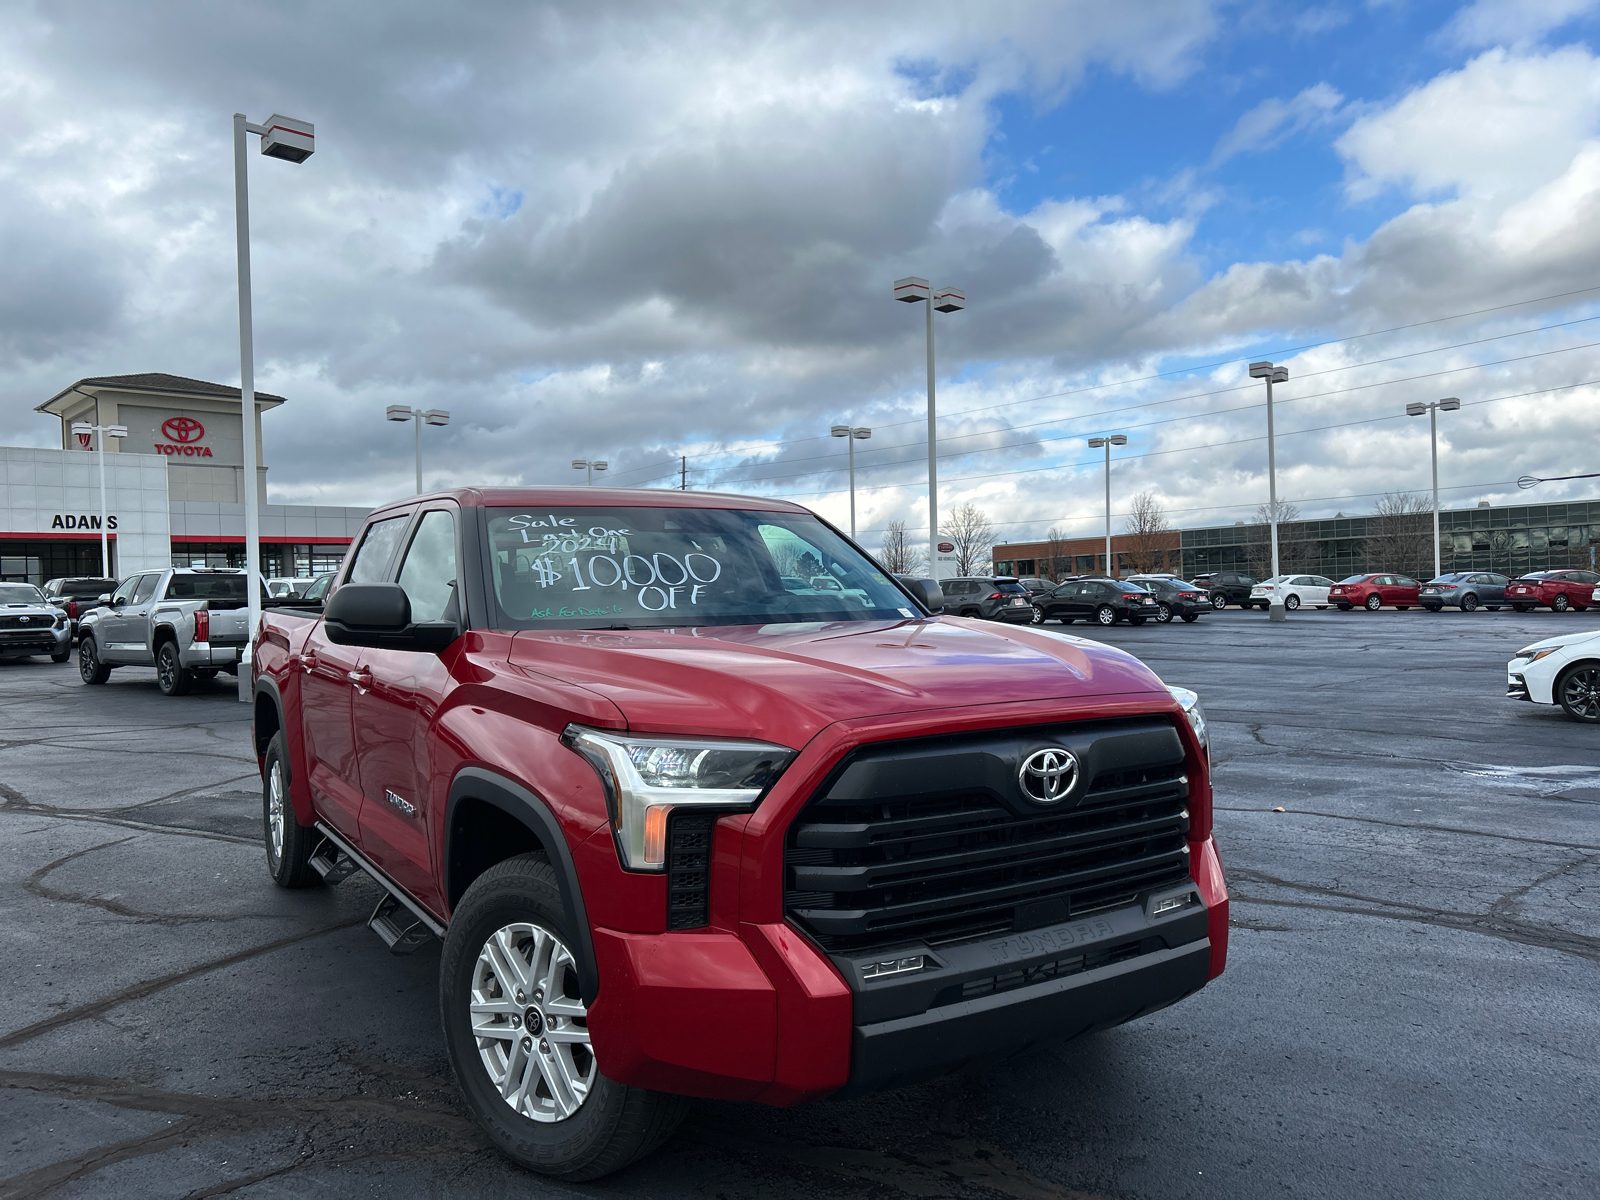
524 1007 543 1036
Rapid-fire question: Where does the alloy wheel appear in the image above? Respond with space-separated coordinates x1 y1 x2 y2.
1461 594 1478 612
1560 667 1600 722
1366 595 1382 610
470 922 596 1123
1156 603 1172 623
1031 607 1044 624
1096 606 1116 626
1553 595 1570 612
157 645 178 691
1285 594 1300 611
267 757 287 862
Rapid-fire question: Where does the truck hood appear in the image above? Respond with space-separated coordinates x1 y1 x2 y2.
508 617 1168 747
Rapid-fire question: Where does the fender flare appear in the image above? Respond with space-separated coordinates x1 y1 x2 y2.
253 675 284 755
446 767 599 1004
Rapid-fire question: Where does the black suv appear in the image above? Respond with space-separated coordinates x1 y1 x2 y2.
42 576 119 639
1197 571 1258 610
1032 578 1160 627
941 577 1036 622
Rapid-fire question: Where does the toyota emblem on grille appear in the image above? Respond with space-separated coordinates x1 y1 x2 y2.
1019 748 1079 804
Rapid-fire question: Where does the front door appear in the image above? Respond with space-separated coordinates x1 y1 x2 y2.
95 575 139 655
302 512 414 840
354 506 459 911
105 573 159 663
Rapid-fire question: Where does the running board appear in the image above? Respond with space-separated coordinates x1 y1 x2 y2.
313 822 447 955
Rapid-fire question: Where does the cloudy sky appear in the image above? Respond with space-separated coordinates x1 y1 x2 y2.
5 0 1600 554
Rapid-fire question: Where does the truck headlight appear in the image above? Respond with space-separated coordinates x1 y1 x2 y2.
1166 685 1208 757
563 725 794 872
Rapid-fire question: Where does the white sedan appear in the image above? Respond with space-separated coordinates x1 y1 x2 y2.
1508 629 1600 723
1247 574 1336 611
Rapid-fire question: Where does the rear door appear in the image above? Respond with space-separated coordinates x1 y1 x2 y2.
1476 573 1507 603
353 505 459 909
301 512 412 839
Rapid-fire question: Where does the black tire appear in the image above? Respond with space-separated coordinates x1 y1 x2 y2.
194 668 219 680
1285 594 1300 611
1553 594 1570 612
1155 603 1172 623
1487 605 1501 611
441 854 689 1180
1337 603 1352 611
50 649 70 663
1209 593 1227 610
1461 594 1479 612
960 608 980 619
1422 604 1442 613
1557 664 1600 722
1513 604 1533 613
1059 617 1075 624
1181 612 1199 623
1365 594 1383 611
1095 605 1117 626
155 640 193 696
78 635 111 685
263 732 321 888
1128 614 1147 626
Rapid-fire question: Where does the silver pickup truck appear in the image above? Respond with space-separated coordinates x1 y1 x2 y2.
77 568 263 695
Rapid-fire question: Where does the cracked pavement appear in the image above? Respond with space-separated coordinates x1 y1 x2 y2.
1 610 1596 1198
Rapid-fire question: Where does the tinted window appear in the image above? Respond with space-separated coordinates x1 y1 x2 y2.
397 511 458 623
165 575 256 602
131 574 160 604
347 515 411 584
1051 583 1078 598
61 579 116 597
995 582 1027 594
1396 577 1420 588
301 574 333 602
487 506 912 629
1338 575 1367 584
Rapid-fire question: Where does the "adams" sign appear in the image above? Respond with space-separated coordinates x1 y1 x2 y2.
51 514 118 530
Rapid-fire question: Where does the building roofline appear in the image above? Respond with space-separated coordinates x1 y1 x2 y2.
35 374 288 416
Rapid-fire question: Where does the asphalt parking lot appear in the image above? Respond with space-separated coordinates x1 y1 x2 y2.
2 608 1596 1199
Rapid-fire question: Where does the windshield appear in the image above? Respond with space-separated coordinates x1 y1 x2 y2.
487 506 918 629
0 585 46 605
60 579 116 597
164 574 260 601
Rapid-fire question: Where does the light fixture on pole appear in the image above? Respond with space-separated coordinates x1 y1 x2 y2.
1406 396 1460 578
385 406 451 494
572 458 608 486
234 111 314 703
1086 435 1128 577
70 421 127 577
894 277 964 575
830 424 872 539
1248 361 1290 621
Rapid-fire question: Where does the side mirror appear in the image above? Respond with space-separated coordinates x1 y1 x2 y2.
97 593 111 605
109 595 125 607
323 582 458 653
903 577 944 613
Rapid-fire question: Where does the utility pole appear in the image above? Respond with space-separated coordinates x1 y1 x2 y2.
680 456 687 491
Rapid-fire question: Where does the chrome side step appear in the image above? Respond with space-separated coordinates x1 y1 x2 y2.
313 822 447 955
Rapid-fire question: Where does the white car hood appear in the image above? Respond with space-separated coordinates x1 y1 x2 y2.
1520 628 1600 654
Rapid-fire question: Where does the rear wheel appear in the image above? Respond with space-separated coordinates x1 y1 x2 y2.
1127 614 1147 626
1513 604 1533 613
1155 602 1172 623
1337 603 1352 611
1461 594 1478 612
1285 594 1300 611
1365 594 1383 611
1181 612 1199 622
78 635 111 685
441 854 689 1180
1095 605 1117 626
155 641 193 696
263 732 321 888
1553 594 1571 612
1210 593 1227 610
1422 604 1442 612
1030 607 1044 624
1557 664 1600 723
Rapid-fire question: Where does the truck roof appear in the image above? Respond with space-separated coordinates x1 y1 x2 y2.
363 486 813 523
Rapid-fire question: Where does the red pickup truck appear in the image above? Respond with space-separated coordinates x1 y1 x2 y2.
253 488 1227 1180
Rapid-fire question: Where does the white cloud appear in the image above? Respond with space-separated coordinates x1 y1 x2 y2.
1212 82 1345 165
1444 0 1599 48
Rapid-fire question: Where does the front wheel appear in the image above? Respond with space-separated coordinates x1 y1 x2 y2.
1557 664 1600 723
1553 595 1571 612
155 641 193 696
1210 593 1227 610
78 635 111 684
1031 607 1044 624
1095 605 1117 626
441 854 689 1180
1513 604 1533 612
264 732 321 888
1422 605 1442 613
1127 614 1147 626
1365 594 1383 611
1337 603 1352 611
50 649 70 663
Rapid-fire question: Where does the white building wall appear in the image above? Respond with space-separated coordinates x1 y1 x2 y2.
0 446 172 575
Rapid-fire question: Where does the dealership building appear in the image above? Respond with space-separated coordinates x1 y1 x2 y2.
0 373 369 584
994 497 1600 581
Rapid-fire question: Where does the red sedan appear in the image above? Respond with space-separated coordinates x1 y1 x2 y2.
1329 573 1423 611
1505 569 1600 612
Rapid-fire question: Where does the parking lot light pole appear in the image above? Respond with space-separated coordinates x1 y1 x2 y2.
70 421 127 577
831 425 872 539
234 111 314 703
894 277 964 574
571 458 608 486
1087 435 1128 577
1407 397 1461 578
385 406 451 494
1249 361 1290 621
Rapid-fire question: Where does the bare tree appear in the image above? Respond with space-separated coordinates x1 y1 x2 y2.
942 502 994 577
1241 501 1322 578
1123 492 1172 574
1366 491 1434 579
878 520 923 575
1042 526 1070 581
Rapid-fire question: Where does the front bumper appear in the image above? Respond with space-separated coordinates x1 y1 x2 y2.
0 626 70 655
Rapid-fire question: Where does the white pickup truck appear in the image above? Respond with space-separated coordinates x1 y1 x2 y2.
77 568 265 695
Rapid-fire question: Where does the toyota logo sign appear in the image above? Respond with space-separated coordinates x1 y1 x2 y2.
161 416 205 444
937 541 955 554
1018 748 1080 804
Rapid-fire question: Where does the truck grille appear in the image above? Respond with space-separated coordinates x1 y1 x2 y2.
666 813 714 930
0 615 51 630
784 723 1192 955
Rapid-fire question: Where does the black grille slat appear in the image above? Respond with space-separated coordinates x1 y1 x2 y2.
784 722 1193 954
666 813 714 930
